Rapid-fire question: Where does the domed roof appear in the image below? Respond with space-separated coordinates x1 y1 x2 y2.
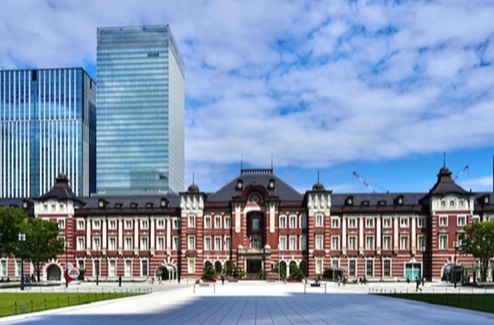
187 183 200 193
312 182 325 191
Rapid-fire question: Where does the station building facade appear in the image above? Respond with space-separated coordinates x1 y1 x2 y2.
0 165 490 283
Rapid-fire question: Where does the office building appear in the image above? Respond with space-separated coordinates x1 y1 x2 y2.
0 68 96 197
96 25 185 195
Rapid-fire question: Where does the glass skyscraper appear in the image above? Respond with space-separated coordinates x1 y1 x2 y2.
0 68 96 197
97 25 185 195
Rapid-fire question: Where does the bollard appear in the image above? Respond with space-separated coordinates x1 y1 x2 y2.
14 302 17 315
31 300 33 312
44 299 47 310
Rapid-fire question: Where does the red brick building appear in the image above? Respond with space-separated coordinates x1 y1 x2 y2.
0 165 489 283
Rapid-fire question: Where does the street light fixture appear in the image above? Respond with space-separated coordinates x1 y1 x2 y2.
18 233 26 291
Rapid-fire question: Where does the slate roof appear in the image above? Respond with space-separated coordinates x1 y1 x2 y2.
207 169 304 202
429 166 470 195
80 195 180 209
331 192 428 207
38 173 85 206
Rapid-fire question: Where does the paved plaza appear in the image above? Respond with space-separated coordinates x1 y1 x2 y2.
1 281 494 324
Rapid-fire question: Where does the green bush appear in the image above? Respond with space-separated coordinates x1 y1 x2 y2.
202 264 218 281
289 263 305 281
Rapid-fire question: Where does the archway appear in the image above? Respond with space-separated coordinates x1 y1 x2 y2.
155 264 176 281
46 264 62 281
299 260 308 277
214 261 222 274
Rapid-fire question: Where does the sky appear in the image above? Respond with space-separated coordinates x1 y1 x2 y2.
1 0 494 194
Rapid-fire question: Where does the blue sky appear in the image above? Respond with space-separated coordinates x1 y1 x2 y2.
1 0 494 194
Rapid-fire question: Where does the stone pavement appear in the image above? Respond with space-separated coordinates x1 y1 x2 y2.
1 281 494 324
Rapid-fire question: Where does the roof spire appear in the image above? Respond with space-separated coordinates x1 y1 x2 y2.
271 154 273 170
443 152 446 168
317 170 320 183
240 154 243 170
192 173 195 185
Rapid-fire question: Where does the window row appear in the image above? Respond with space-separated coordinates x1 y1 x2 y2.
202 236 231 251
438 215 466 227
82 259 150 277
200 215 231 229
314 215 428 229
78 236 179 251
74 218 178 230
279 215 308 229
314 235 427 251
278 235 307 251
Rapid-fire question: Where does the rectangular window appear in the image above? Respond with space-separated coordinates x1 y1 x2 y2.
418 217 426 228
366 260 374 277
125 237 132 250
214 216 221 229
94 260 100 277
348 236 357 250
450 200 455 207
157 219 165 229
439 234 448 250
77 237 85 251
315 234 323 250
300 234 307 250
77 220 85 230
316 214 323 227
78 260 84 270
204 216 211 229
109 220 117 230
279 215 286 228
188 235 195 250
315 258 323 274
300 215 307 229
4 260 16 277
348 218 357 228
289 236 297 250
125 220 132 230
57 219 65 229
279 236 287 250
332 259 339 268
214 236 221 251
383 236 391 250
109 260 116 277
16 260 21 276
125 260 132 277
93 220 101 229
140 237 148 250
141 219 148 229
224 216 231 229
93 237 100 250
366 218 374 228
331 217 340 228
173 236 178 250
204 237 211 251
157 237 164 250
439 216 448 227
349 260 356 277
400 235 408 250
383 217 391 228
417 235 426 251
459 200 465 207
225 236 231 250
331 236 340 250
109 237 116 251
173 219 178 229
441 200 446 207
289 215 297 228
400 217 409 228
457 215 466 226
365 235 374 250
383 259 391 277
188 215 195 228
141 260 148 277
187 257 195 274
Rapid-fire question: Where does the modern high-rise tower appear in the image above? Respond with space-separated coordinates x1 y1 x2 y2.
96 25 185 195
0 68 96 197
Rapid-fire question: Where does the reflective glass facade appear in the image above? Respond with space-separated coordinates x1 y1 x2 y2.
97 25 185 195
0 68 96 197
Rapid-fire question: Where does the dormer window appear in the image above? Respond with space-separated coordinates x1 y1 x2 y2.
130 203 138 209
22 200 28 209
346 196 353 206
378 200 386 206
484 195 490 205
268 178 275 190
361 200 370 206
145 202 153 208
236 179 243 191
396 196 403 205
98 199 106 208
160 198 168 207
115 203 123 209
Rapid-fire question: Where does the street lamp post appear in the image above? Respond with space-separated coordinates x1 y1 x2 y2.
421 245 426 282
65 242 70 288
18 233 26 291
453 238 461 289
95 244 100 286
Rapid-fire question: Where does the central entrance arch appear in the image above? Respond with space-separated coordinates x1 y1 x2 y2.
46 264 62 281
156 264 177 281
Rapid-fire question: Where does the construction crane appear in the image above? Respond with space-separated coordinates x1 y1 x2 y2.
453 165 469 181
352 171 378 193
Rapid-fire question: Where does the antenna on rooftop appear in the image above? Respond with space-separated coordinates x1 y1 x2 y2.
443 152 446 167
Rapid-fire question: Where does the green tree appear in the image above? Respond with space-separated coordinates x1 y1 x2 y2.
202 264 218 281
224 260 236 276
288 262 305 281
0 207 25 255
23 218 65 282
460 221 494 282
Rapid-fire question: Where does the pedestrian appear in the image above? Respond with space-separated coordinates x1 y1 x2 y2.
118 275 122 287
406 276 410 285
416 278 422 292
221 274 225 285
